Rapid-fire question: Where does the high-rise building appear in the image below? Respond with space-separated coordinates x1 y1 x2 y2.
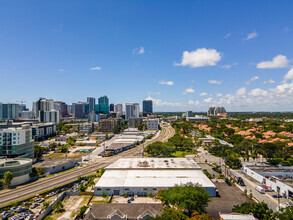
98 96 109 105
87 97 96 113
207 107 215 116
0 125 34 159
40 110 60 124
115 104 123 116
33 98 54 119
54 101 68 118
110 104 115 112
72 102 87 119
125 103 139 120
143 100 153 116
0 103 20 121
186 110 192 117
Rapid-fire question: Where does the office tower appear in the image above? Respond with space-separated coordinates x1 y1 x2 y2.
115 104 123 116
87 97 96 113
54 101 68 118
72 102 87 119
186 110 192 117
33 98 54 120
67 104 72 114
0 103 20 121
207 107 215 116
0 125 34 159
110 104 115 112
125 103 139 120
98 96 109 105
143 100 153 116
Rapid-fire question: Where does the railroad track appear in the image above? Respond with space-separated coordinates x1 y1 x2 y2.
0 124 175 207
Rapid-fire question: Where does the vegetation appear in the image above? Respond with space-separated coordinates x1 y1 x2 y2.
77 205 89 219
97 167 105 177
274 206 293 220
154 183 211 217
43 201 50 209
4 171 13 187
232 202 274 220
30 167 45 177
34 143 46 160
53 200 64 213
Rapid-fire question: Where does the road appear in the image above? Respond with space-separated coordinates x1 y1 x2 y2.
0 124 175 207
195 147 291 211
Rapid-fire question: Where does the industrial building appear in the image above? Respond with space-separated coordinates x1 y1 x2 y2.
94 158 216 197
186 115 209 122
0 158 33 186
243 163 293 199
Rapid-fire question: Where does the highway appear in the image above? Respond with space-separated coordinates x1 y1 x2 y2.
0 124 175 207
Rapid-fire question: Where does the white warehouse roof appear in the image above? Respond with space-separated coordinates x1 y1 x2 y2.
95 169 215 188
106 158 201 170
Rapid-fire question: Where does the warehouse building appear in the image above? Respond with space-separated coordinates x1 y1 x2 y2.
94 158 216 197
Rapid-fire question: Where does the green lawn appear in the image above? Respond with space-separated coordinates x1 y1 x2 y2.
171 151 194 157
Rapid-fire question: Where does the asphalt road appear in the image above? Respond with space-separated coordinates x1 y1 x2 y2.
0 124 175 207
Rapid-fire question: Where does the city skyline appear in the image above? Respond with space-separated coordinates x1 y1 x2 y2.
1 1 293 111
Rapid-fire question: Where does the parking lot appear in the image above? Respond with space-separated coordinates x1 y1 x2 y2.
206 182 251 219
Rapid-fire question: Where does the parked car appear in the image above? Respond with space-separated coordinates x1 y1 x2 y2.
255 186 265 194
127 199 131 203
22 202 32 207
272 194 282 198
34 198 44 203
30 203 40 209
263 186 273 192
223 178 232 186
285 202 293 207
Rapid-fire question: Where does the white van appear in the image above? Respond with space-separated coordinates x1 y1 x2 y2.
255 185 265 194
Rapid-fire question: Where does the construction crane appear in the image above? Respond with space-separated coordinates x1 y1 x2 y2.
16 100 26 104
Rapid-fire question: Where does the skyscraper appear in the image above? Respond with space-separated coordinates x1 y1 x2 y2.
33 98 54 119
143 100 153 116
87 97 96 113
0 103 20 121
125 103 139 120
72 102 87 119
116 104 123 116
98 96 109 105
110 103 115 112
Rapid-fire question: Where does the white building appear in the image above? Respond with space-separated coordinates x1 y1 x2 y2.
115 104 123 116
147 119 159 130
94 158 216 197
125 103 139 120
186 115 209 122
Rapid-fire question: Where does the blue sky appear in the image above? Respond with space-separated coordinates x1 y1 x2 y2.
1 0 293 112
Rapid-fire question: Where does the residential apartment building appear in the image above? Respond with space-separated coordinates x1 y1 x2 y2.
115 104 123 116
125 103 139 120
87 97 96 113
31 123 56 141
128 117 143 128
0 125 34 159
98 119 119 132
0 103 20 121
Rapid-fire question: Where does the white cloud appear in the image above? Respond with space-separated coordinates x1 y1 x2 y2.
145 96 181 107
208 80 222 85
257 55 289 69
245 76 259 85
204 97 213 103
245 31 258 40
263 79 276 85
249 88 268 96
216 93 223 97
159 80 174 86
149 92 160 95
199 92 208 96
284 68 293 80
224 33 231 39
220 64 231 69
175 48 221 68
58 69 64 72
236 87 246 96
183 88 195 95
188 100 200 105
133 47 145 55
90 66 101 71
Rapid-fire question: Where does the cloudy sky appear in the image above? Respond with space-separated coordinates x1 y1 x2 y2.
1 1 293 112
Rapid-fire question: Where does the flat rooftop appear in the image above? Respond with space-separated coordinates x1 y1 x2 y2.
105 158 201 170
0 158 32 166
33 158 80 168
95 169 215 188
246 165 293 173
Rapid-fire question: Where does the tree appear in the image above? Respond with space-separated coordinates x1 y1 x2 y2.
225 155 242 169
4 171 13 187
34 144 44 160
0 179 4 188
152 207 187 220
53 200 64 213
232 202 274 220
79 183 86 192
77 205 89 218
144 142 175 157
43 201 50 209
274 206 293 220
154 183 211 217
97 167 105 177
